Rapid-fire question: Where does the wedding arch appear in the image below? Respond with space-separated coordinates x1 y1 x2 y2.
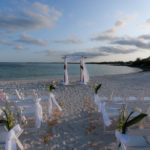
62 56 89 85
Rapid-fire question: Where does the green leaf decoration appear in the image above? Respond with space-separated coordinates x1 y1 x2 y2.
122 113 147 134
126 113 147 128
48 84 55 92
0 105 14 130
94 84 102 94
0 120 7 124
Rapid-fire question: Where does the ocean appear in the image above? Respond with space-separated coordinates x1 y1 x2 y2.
0 62 141 81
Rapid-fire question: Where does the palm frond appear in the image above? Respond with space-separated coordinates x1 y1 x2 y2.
94 84 102 94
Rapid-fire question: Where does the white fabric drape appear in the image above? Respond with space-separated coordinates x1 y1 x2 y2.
63 58 69 85
5 124 23 150
5 130 17 150
66 56 82 62
48 93 62 116
94 94 101 112
115 130 130 150
80 57 89 84
100 102 111 127
94 94 111 126
35 98 43 128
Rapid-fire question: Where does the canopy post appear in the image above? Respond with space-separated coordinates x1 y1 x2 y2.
63 56 69 85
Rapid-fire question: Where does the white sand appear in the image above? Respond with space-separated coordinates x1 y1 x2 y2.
0 71 150 150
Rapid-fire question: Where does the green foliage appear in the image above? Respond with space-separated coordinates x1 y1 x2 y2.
132 56 150 67
48 84 55 92
116 107 147 149
122 113 147 134
94 83 102 94
0 104 14 130
117 107 147 134
117 107 126 131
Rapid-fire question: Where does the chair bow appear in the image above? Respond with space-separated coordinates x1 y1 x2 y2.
100 102 111 126
115 130 130 150
35 98 43 128
48 93 62 116
5 124 24 150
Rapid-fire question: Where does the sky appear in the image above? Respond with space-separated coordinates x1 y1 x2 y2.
1 0 150 62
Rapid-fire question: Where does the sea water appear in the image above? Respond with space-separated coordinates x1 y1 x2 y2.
0 62 141 81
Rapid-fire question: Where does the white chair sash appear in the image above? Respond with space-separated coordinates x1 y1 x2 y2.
94 94 101 112
5 124 24 150
100 102 111 126
115 130 130 150
48 93 62 116
5 130 17 150
35 98 43 128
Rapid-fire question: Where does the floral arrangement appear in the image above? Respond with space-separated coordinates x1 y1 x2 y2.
47 81 56 92
116 106 147 148
0 104 14 130
94 83 102 94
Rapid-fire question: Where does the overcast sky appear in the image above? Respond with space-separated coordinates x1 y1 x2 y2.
1 0 150 62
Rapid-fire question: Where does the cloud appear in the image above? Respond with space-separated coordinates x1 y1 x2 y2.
13 44 24 50
98 46 137 54
0 2 62 32
136 18 150 29
66 51 105 57
16 33 48 46
44 48 105 57
112 37 150 49
0 40 10 45
54 35 84 44
91 14 136 42
44 45 136 58
91 34 120 42
138 34 150 40
45 49 69 56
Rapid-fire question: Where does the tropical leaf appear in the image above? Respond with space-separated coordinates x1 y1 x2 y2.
1 105 14 130
94 84 102 94
126 113 147 128
122 113 147 134
0 120 7 124
48 84 55 92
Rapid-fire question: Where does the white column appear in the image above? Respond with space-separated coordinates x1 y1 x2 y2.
83 58 89 84
80 56 89 84
63 57 69 85
80 57 84 84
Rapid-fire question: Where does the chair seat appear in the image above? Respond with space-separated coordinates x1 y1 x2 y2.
127 135 149 147
112 97 124 103
99 96 108 102
16 101 35 108
24 95 35 101
144 97 150 102
41 96 49 101
8 95 19 101
128 96 138 102
106 109 119 117
22 107 35 116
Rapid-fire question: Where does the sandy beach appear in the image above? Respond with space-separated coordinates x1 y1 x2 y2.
0 71 150 150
